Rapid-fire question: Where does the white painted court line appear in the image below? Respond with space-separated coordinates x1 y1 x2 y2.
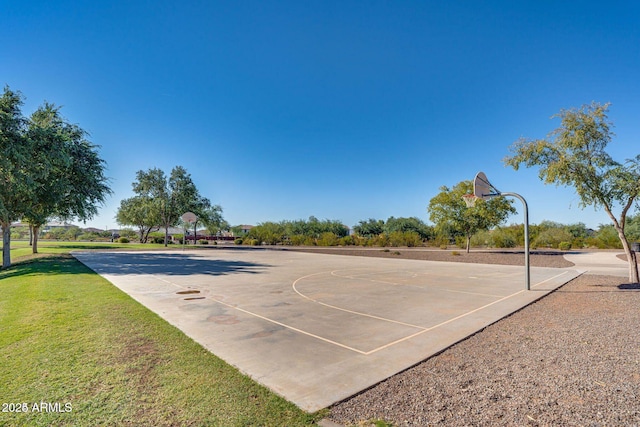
293 269 575 355
329 268 507 299
530 270 574 288
109 262 374 355
293 270 428 330
206 294 371 355
85 253 576 357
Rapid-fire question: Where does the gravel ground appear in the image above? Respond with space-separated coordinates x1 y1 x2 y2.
293 248 640 426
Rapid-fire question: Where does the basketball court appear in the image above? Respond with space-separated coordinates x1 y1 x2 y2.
73 248 582 411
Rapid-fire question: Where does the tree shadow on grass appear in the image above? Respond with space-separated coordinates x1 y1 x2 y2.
0 254 84 281
72 252 272 277
1 252 273 282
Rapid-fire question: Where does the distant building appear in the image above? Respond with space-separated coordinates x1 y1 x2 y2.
237 225 254 235
42 221 75 232
84 227 105 234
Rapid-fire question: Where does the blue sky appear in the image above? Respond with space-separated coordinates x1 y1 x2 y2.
3 1 639 230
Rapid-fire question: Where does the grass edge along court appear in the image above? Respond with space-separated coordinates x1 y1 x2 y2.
0 242 324 426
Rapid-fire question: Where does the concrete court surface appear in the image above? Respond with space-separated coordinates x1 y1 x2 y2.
73 248 583 412
563 251 630 277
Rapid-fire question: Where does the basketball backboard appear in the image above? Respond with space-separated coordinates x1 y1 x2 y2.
473 172 496 200
181 212 197 224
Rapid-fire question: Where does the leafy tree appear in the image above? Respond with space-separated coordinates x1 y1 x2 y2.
625 214 640 242
428 180 516 252
302 216 349 238
566 222 591 239
116 196 161 243
202 205 228 238
281 217 348 240
247 222 285 245
353 218 385 238
504 102 640 282
63 226 82 241
533 228 574 249
1 87 110 266
0 87 29 267
129 166 209 246
22 103 110 253
590 224 623 249
384 216 433 240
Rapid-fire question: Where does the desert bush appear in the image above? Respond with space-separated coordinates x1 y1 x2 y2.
470 230 491 247
571 237 585 249
118 237 130 243
78 232 97 241
401 231 423 247
589 225 622 249
119 228 139 239
234 238 243 245
289 235 308 246
384 217 433 240
388 231 405 247
491 229 517 248
11 227 30 240
317 232 339 246
371 234 390 247
339 235 354 246
199 239 209 245
433 234 449 249
534 228 574 249
558 241 572 250
350 235 367 246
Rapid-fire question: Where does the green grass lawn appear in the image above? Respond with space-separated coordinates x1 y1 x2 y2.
0 242 324 426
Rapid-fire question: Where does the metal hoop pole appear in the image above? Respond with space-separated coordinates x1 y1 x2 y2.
501 192 530 290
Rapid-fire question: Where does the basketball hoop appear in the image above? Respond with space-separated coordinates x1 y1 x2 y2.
462 193 478 208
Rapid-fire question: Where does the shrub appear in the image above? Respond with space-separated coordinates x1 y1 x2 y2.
533 228 573 249
118 237 130 243
470 230 491 247
592 225 622 249
120 228 139 240
317 232 339 246
199 239 209 245
403 231 423 247
454 236 466 249
351 235 367 246
433 235 449 248
289 234 308 246
491 229 516 248
371 234 390 247
339 235 354 246
10 226 30 240
234 238 243 245
558 241 572 251
571 237 585 249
